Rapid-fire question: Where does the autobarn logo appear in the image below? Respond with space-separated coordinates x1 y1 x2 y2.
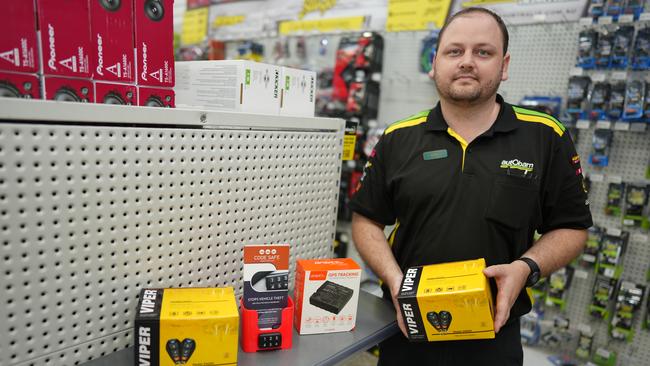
500 158 534 172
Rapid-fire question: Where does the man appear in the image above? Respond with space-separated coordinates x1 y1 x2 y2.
350 7 592 365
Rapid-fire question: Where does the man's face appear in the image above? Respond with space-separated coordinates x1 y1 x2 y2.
431 13 510 104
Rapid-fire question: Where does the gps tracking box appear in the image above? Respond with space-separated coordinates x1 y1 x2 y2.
294 258 361 335
134 287 239 366
397 258 495 342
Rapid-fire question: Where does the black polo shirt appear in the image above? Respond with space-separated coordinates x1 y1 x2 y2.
350 94 592 319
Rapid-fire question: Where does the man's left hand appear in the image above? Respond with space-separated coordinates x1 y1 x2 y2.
483 261 530 334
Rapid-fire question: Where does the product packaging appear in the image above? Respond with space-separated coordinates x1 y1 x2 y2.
294 258 361 335
397 258 495 341
134 287 239 366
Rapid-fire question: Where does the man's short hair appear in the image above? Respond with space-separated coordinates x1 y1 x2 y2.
436 7 509 55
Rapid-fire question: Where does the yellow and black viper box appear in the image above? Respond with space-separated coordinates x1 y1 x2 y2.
135 287 239 366
397 258 495 342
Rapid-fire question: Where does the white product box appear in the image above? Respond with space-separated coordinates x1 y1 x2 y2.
280 66 316 117
294 258 361 335
175 60 281 115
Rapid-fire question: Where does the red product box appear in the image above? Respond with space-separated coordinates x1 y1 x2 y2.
90 0 135 82
37 0 92 78
95 82 136 105
0 2 39 73
135 0 174 87
0 71 40 99
137 86 174 107
43 76 94 103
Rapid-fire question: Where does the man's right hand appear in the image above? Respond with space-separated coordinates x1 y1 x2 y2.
388 274 407 337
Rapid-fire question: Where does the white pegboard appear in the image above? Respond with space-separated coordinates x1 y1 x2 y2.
0 100 344 366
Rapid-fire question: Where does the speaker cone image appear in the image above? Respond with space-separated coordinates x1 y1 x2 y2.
0 81 21 98
103 92 126 105
99 0 121 11
144 0 164 21
145 95 164 107
54 87 82 102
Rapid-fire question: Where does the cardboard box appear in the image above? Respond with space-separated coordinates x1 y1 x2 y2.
243 244 290 313
135 0 174 87
0 2 39 73
90 0 134 82
37 0 92 77
134 287 239 366
43 76 94 102
175 60 281 115
0 71 40 99
294 258 361 335
397 258 495 342
280 67 316 117
95 82 136 105
138 86 174 107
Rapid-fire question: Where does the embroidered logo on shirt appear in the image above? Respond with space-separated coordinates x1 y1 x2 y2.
500 158 534 173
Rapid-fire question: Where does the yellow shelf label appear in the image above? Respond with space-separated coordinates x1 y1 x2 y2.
181 7 209 45
279 16 365 35
386 0 452 32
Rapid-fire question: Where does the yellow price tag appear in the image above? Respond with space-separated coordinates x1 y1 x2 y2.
212 15 246 28
386 0 451 32
279 16 365 35
181 7 209 45
342 121 358 161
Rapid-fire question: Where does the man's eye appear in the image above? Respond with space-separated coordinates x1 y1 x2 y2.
477 49 490 56
448 49 462 55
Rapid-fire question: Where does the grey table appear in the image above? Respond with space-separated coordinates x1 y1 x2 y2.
82 290 399 366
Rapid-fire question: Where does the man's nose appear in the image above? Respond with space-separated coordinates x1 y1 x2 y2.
459 53 475 69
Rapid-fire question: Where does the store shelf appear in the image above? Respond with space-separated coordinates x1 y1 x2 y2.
81 290 398 366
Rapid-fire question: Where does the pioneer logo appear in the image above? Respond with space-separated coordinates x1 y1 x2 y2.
141 42 148 81
0 48 19 66
273 69 279 99
402 303 419 335
96 34 104 75
47 24 57 70
137 326 152 366
401 267 418 292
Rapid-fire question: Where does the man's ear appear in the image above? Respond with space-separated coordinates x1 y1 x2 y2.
501 52 511 82
428 54 437 80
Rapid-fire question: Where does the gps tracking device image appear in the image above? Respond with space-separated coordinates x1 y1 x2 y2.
309 280 354 315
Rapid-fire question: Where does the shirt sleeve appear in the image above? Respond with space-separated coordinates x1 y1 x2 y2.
538 132 593 233
348 136 396 226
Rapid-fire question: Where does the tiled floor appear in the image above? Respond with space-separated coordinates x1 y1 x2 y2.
334 346 554 366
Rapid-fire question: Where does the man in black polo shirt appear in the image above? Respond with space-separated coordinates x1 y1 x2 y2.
350 7 592 365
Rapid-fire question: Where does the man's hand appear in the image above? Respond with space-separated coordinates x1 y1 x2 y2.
388 274 407 337
483 261 530 334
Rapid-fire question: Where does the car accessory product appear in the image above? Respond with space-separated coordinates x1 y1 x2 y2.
240 297 293 352
605 182 625 216
567 76 591 121
622 80 645 121
611 26 635 69
577 30 598 69
589 82 611 121
251 271 289 291
166 339 181 364
180 338 195 363
589 129 613 167
623 183 649 226
595 30 614 68
581 226 602 266
632 26 650 70
426 311 441 331
0 72 39 99
608 82 626 120
309 280 354 315
610 281 645 341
